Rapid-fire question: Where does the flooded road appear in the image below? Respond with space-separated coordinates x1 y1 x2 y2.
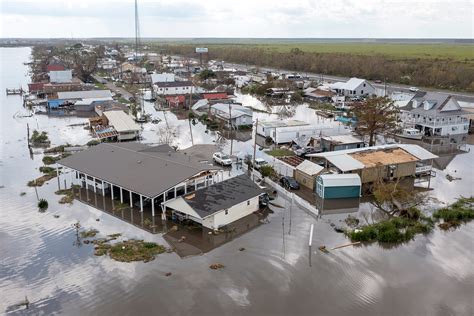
1 47 474 315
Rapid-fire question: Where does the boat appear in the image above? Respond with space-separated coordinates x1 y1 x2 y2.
396 128 423 140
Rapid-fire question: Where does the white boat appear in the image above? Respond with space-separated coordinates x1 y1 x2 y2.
397 128 423 140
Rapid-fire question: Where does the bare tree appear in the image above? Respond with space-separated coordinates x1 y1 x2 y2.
158 125 178 146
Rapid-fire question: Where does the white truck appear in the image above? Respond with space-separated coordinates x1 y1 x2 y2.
212 152 233 166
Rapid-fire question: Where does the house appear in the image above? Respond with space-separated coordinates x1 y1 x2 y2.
308 144 438 188
103 110 140 141
48 90 113 110
57 142 222 217
294 160 324 190
304 88 335 102
330 77 375 97
320 135 365 152
210 103 253 128
316 174 362 199
46 64 65 72
162 175 264 230
265 88 291 98
94 101 129 116
399 92 470 137
154 81 194 96
151 73 175 83
257 120 322 144
202 92 228 101
49 70 72 83
165 95 186 108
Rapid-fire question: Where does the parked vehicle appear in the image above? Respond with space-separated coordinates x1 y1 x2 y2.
280 176 300 190
396 128 423 140
409 87 419 92
213 152 232 166
253 158 268 170
374 80 383 84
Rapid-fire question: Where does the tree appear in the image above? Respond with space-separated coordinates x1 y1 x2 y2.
351 96 400 146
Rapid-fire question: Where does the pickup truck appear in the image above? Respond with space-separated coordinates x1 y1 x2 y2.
212 152 232 166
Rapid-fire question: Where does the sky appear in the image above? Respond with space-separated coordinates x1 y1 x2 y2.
0 0 473 38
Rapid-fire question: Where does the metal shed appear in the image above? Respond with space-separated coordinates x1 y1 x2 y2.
316 174 361 199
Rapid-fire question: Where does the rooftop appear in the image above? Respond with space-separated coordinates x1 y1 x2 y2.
322 135 364 144
180 175 264 218
57 90 112 100
58 143 220 198
103 110 140 133
259 120 309 128
296 160 324 176
154 81 193 88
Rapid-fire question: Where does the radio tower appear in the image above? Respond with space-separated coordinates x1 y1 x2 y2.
134 0 141 61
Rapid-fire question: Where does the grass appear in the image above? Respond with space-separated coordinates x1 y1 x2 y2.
347 216 434 243
433 197 474 230
94 239 167 263
80 228 99 238
209 43 474 62
265 148 295 157
27 174 56 187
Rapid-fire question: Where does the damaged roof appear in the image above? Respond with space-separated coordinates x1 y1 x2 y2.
180 175 264 218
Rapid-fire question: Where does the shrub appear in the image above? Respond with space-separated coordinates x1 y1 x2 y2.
87 140 100 147
42 156 58 165
259 165 276 178
38 199 48 209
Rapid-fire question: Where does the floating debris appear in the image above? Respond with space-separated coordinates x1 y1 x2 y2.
446 174 462 182
20 192 26 196
318 246 329 253
53 215 60 218
165 272 172 277
94 240 167 263
80 229 99 238
209 263 225 270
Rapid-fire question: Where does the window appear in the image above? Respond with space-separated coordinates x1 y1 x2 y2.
363 83 366 87
361 90 364 94
225 210 228 215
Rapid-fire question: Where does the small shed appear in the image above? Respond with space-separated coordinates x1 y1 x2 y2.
294 160 324 190
316 174 361 199
321 135 364 152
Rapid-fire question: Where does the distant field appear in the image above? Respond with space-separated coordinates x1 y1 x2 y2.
205 43 474 61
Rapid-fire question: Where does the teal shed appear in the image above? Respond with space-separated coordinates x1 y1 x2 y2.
316 174 361 199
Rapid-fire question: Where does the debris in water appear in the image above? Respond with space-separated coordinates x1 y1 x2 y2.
96 218 100 222
53 215 60 218
94 239 167 262
331 242 361 250
318 246 329 253
239 247 246 251
80 228 99 238
344 215 360 227
20 192 26 196
209 263 225 270
165 272 172 277
178 236 186 243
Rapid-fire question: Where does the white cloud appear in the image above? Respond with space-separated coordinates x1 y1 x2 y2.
0 0 472 38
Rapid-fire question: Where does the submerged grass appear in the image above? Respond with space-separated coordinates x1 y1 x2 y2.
27 174 56 187
95 240 167 263
55 186 78 204
433 197 474 230
347 215 434 244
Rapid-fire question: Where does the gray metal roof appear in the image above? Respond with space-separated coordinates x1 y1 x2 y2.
58 143 220 198
180 174 264 218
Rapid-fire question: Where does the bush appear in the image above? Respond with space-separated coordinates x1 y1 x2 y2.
42 156 59 165
38 199 48 209
30 130 49 144
259 165 276 178
87 140 100 147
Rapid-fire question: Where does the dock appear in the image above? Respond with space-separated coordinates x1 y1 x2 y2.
6 88 24 95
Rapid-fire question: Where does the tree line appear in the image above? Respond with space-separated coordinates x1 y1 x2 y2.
158 45 474 92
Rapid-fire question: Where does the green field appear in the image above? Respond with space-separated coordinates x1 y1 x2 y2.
205 43 474 61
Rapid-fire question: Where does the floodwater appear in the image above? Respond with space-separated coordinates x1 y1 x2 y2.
1 47 474 315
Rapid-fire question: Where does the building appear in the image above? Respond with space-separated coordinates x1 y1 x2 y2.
162 175 264 230
399 92 470 137
151 73 175 83
303 88 335 102
330 77 375 97
320 135 365 152
48 90 113 110
210 103 253 128
94 101 129 116
308 144 438 187
154 81 194 96
49 70 73 83
316 174 362 199
57 142 222 217
257 120 322 144
103 110 140 141
46 64 65 72
294 160 324 190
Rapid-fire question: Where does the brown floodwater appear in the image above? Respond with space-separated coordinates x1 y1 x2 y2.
1 47 473 315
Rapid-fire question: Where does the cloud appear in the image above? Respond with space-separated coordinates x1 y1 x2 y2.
0 0 472 38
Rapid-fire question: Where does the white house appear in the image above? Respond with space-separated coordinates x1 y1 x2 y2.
330 77 375 97
257 120 328 144
162 175 265 230
49 70 72 83
210 103 253 128
151 73 175 83
154 81 194 96
103 110 140 141
399 92 470 137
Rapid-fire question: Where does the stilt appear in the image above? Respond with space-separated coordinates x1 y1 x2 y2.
56 163 60 190
120 187 123 203
129 191 133 207
111 184 114 200
140 195 143 212
92 177 97 193
101 180 105 196
151 198 155 216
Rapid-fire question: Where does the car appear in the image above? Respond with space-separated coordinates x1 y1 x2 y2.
253 158 268 170
279 176 300 190
213 152 232 166
409 87 419 92
374 80 383 84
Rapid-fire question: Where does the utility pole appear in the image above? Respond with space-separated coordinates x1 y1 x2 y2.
228 103 233 155
253 118 258 174
134 0 140 62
